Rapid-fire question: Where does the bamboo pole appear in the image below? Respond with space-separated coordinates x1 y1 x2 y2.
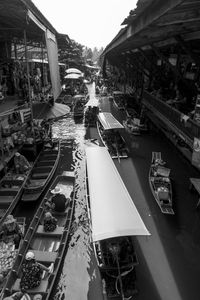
24 30 36 151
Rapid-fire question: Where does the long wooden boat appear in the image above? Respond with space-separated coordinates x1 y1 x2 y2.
149 152 174 215
21 140 61 202
97 112 128 159
86 147 150 299
113 91 125 110
0 167 31 224
1 173 76 300
0 217 26 290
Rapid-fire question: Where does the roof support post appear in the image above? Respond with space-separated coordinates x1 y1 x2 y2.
24 29 35 145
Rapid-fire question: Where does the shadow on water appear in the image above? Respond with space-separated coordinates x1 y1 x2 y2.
51 116 95 300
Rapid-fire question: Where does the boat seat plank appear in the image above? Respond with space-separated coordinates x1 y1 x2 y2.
36 225 64 236
12 278 48 293
0 196 14 204
32 250 57 263
0 188 19 192
32 173 49 179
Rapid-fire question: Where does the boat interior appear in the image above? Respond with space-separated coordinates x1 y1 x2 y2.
3 175 75 299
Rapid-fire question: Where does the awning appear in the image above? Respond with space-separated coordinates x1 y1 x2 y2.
32 102 70 120
86 147 150 242
98 112 124 130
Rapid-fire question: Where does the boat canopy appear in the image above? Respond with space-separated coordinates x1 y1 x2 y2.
86 147 150 242
98 112 124 130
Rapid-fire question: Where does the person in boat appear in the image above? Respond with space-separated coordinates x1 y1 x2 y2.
43 212 57 232
20 251 50 291
1 215 23 248
49 186 70 213
14 152 30 174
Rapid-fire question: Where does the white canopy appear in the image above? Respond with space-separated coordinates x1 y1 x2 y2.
86 147 150 242
98 112 124 130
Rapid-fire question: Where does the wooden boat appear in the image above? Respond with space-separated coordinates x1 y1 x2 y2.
0 168 31 224
113 91 125 110
21 140 61 202
86 147 150 299
149 152 174 215
0 217 26 290
97 112 128 159
1 173 75 300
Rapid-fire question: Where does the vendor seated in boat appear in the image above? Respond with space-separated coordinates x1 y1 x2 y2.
14 152 31 174
1 215 23 248
43 212 57 232
50 186 70 212
20 251 50 291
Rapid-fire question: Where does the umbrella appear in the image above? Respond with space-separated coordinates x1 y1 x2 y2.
65 68 82 75
64 73 82 79
32 102 70 120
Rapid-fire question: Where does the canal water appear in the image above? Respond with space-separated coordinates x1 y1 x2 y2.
51 115 103 300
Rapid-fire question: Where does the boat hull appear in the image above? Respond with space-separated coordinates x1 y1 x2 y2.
21 142 60 202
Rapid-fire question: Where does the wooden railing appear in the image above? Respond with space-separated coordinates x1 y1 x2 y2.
142 90 200 146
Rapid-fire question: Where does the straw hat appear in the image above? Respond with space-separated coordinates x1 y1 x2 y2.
51 186 61 194
25 251 35 260
4 215 16 224
44 212 52 220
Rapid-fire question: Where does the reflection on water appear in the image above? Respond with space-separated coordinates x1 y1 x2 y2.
52 116 93 300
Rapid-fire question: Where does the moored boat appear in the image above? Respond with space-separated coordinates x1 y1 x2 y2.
21 140 61 202
113 91 125 110
97 112 128 159
149 152 174 215
86 147 150 299
1 172 76 300
0 167 31 224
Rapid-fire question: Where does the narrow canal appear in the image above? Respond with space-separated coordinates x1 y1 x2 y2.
15 83 200 300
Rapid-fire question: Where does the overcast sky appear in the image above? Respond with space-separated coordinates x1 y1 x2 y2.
32 0 137 49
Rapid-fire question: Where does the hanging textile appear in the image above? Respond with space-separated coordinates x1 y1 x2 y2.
45 29 61 100
20 108 31 123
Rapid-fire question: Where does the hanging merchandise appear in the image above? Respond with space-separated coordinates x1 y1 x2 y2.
193 94 200 123
192 137 200 169
19 108 31 123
